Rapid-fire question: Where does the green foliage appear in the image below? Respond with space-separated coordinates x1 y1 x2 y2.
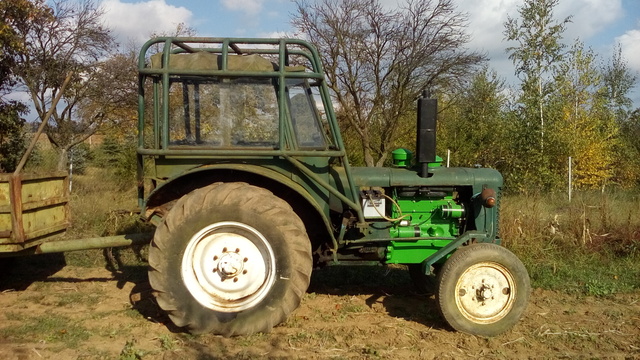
550 40 618 189
615 109 640 186
503 0 572 191
23 143 58 173
69 142 92 175
438 67 510 169
119 339 146 360
94 135 137 187
0 102 26 172
0 0 45 173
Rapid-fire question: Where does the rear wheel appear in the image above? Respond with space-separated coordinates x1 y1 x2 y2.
148 182 312 336
436 243 530 337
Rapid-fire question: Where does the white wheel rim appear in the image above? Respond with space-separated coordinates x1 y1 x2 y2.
181 221 276 312
454 261 516 324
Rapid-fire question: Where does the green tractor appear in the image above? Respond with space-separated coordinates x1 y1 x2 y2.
137 37 530 337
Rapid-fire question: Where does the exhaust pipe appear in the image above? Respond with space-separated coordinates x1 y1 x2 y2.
416 90 437 178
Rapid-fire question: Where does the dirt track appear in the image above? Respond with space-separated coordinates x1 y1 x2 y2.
0 253 639 359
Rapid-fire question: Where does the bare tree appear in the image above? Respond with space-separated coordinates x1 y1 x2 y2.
12 0 115 171
292 0 484 166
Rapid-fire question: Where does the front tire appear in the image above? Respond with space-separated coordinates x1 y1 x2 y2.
148 182 312 336
436 243 530 337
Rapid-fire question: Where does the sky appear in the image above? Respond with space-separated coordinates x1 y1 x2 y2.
88 0 636 107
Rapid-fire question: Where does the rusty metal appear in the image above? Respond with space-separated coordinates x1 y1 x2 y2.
0 233 153 257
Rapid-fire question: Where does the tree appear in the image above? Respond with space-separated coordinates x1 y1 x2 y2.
11 0 115 171
0 0 51 172
503 0 572 190
437 67 510 169
616 109 640 186
292 0 484 166
77 51 139 140
504 0 571 152
552 41 617 189
0 102 27 172
602 48 640 186
602 45 637 123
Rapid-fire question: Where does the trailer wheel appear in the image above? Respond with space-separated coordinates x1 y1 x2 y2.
436 243 530 337
148 182 312 336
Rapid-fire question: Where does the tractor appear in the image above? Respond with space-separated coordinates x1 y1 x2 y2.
136 37 530 337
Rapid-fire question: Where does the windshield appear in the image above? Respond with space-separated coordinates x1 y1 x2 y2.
165 77 279 148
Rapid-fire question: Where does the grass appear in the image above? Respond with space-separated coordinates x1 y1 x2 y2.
66 167 149 240
0 313 92 348
501 190 640 295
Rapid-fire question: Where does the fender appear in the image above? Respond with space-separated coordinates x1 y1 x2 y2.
142 163 336 246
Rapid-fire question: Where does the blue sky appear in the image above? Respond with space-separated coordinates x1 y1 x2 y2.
98 0 639 106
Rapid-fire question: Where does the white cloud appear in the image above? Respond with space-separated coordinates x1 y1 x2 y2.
221 0 263 15
455 0 519 55
456 0 623 55
100 0 193 47
556 0 623 40
616 29 640 73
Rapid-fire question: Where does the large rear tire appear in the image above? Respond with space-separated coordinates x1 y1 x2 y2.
436 243 530 337
148 182 312 336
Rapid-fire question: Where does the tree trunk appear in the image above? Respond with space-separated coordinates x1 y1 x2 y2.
56 147 68 172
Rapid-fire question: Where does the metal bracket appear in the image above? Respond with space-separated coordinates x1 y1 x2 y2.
420 231 489 275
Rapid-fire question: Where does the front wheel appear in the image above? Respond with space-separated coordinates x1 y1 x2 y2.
436 243 530 337
148 182 312 336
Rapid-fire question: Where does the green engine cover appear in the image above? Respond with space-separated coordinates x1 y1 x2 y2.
386 187 464 264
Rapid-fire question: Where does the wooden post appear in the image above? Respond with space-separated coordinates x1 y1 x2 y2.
8 175 25 243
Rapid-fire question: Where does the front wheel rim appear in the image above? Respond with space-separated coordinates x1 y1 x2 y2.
181 221 276 312
454 261 516 324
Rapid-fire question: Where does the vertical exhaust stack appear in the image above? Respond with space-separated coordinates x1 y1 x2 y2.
416 90 438 178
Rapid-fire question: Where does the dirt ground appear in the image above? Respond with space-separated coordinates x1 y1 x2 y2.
0 253 639 360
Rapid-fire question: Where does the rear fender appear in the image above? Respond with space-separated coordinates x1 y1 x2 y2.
142 164 335 251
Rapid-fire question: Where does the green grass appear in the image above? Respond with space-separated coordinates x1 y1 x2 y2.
66 167 149 240
118 339 147 360
0 314 92 348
